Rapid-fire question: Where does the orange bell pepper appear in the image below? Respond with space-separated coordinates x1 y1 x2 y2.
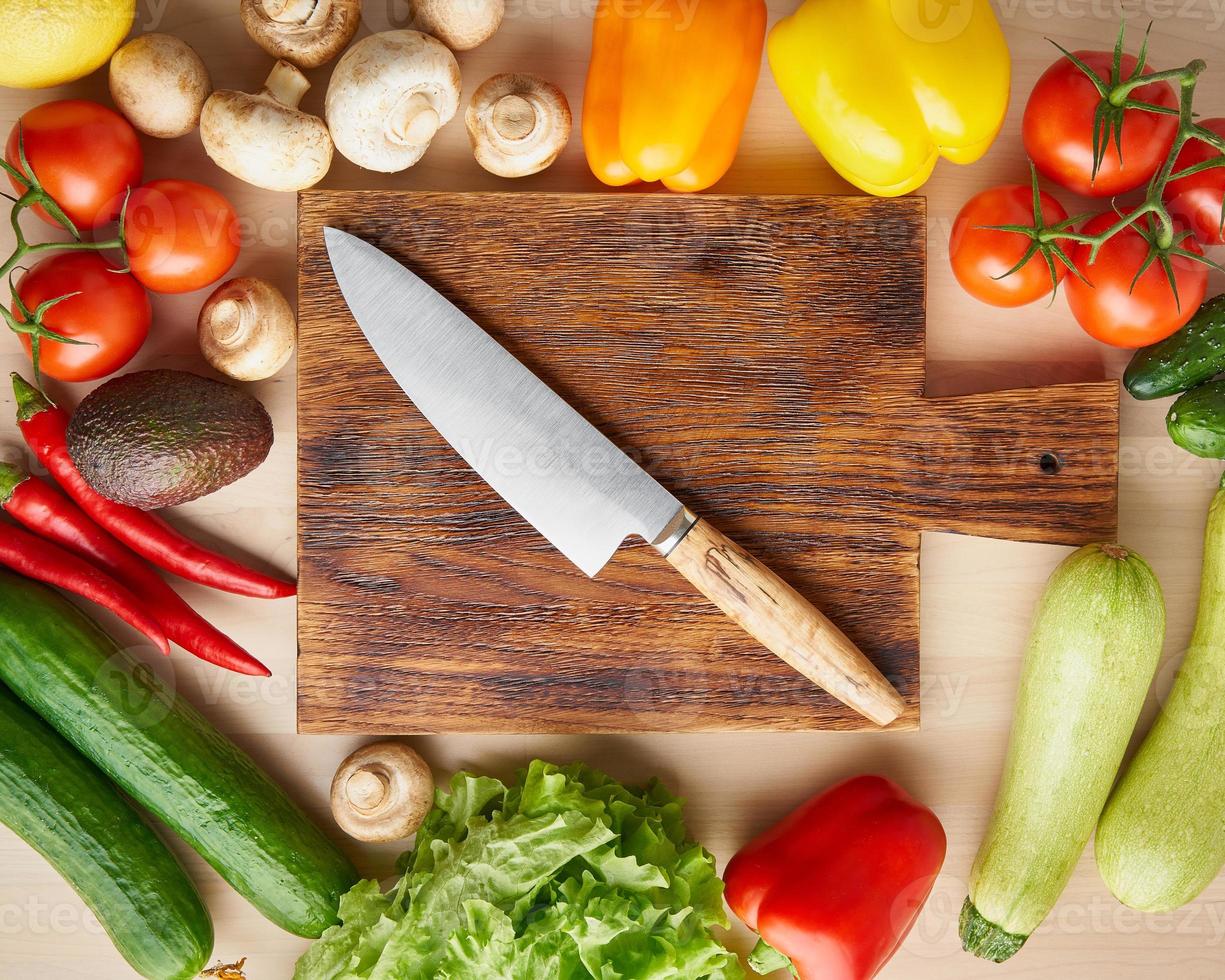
582 0 766 192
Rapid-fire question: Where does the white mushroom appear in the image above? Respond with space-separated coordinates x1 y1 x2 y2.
466 73 570 178
410 0 503 51
325 31 460 174
108 34 212 139
330 741 434 843
200 60 333 192
240 0 363 69
198 278 296 381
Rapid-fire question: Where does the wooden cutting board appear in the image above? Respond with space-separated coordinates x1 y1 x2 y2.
296 191 1118 734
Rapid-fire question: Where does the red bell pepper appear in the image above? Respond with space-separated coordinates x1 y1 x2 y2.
724 774 946 980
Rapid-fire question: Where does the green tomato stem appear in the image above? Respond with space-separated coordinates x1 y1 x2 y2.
1043 47 1218 276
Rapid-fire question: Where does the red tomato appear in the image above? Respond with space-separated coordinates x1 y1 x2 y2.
1065 212 1207 349
1164 118 1225 247
123 179 241 294
950 184 1070 307
12 252 151 382
1023 51 1177 197
5 100 142 230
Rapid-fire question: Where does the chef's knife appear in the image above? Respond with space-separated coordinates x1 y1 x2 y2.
323 227 906 726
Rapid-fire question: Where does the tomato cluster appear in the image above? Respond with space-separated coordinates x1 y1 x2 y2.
950 44 1222 350
3 100 241 381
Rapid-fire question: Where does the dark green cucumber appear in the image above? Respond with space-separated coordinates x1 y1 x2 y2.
1167 380 1225 458
1125 294 1225 400
0 572 358 937
0 682 212 979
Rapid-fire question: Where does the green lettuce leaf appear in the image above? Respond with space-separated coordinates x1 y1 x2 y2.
294 760 744 980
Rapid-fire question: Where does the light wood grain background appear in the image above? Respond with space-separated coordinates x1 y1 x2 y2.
1 0 1224 977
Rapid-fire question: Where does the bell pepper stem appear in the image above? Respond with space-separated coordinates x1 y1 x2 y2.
747 938 795 976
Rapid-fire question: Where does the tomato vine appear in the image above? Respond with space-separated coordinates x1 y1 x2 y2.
994 23 1225 303
0 125 129 384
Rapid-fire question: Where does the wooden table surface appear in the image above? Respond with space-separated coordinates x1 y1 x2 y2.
1 1 1224 977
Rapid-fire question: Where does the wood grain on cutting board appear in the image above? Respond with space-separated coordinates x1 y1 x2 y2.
296 191 1119 733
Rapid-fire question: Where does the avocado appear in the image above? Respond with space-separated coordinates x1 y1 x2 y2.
66 370 274 509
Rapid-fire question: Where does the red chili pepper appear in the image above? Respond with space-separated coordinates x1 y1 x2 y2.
0 461 270 676
724 774 947 980
0 520 169 654
12 374 296 601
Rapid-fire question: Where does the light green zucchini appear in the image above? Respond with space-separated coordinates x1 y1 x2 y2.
1095 477 1225 911
960 544 1165 962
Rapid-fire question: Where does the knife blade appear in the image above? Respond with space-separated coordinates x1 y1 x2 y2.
324 227 906 726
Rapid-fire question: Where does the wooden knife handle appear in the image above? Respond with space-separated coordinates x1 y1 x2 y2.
663 516 906 726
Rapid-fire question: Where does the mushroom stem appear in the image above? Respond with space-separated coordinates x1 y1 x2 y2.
492 94 536 141
346 769 390 811
264 0 321 24
264 60 311 109
207 297 253 348
389 92 440 147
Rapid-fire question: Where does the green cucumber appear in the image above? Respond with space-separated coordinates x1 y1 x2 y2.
1167 380 1225 458
0 571 358 937
960 544 1164 962
1125 294 1225 400
0 682 212 979
1095 476 1225 911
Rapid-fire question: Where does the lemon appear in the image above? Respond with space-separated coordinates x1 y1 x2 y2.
0 0 134 89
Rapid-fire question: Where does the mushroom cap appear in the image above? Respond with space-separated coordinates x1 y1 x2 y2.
411 0 504 51
466 73 571 178
325 30 460 174
198 277 296 381
109 34 212 139
330 741 434 843
240 0 363 69
200 61 333 192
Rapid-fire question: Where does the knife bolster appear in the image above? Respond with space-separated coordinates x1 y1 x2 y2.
651 507 698 557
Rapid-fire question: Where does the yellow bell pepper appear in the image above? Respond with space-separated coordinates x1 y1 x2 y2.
582 0 766 192
768 0 1011 197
